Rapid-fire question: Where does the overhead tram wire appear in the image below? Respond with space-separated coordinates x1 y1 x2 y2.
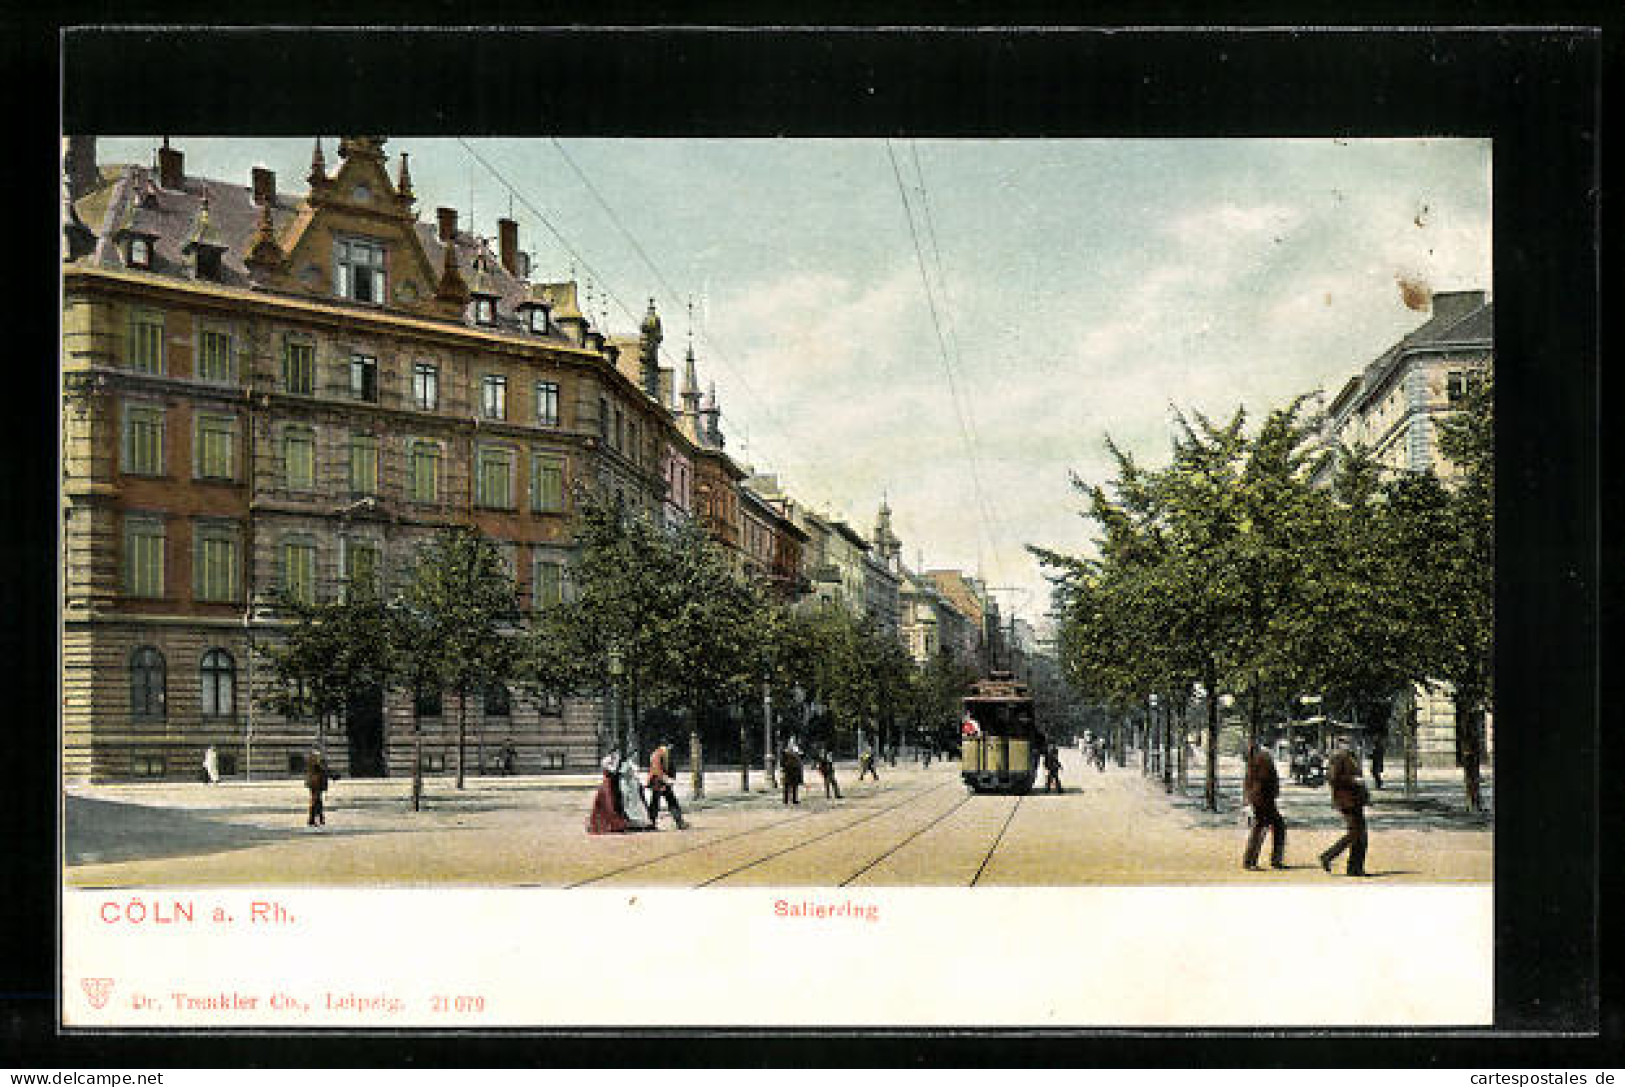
885 139 1005 585
455 138 645 336
543 137 794 462
905 141 1024 574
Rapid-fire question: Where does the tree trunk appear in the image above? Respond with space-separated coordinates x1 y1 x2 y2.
412 710 423 812
1161 699 1173 793
1457 692 1483 813
1403 687 1419 797
689 700 705 800
455 689 467 790
1203 664 1219 811
1141 715 1150 776
739 708 750 793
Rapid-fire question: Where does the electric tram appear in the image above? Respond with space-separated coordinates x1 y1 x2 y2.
960 671 1043 793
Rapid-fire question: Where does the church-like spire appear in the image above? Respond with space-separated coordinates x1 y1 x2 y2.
307 137 328 186
396 150 414 200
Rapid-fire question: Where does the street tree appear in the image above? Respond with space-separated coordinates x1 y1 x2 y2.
257 572 395 764
400 526 521 789
653 514 767 799
1433 367 1495 811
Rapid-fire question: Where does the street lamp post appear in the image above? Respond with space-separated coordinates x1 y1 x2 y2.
607 648 624 758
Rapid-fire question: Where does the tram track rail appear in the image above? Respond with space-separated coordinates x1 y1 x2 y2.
837 792 975 887
694 780 959 888
970 791 1026 886
565 778 949 889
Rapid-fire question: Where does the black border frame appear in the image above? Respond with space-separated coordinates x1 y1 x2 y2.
6 18 1608 1068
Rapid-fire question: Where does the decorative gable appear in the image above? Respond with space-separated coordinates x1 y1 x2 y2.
277 137 441 312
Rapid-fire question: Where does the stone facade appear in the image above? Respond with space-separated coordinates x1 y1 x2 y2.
60 136 728 782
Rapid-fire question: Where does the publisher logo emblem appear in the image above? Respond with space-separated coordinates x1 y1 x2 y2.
81 978 115 1009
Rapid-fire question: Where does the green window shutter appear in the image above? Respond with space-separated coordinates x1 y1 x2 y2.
125 522 165 597
284 429 314 490
123 406 164 475
284 342 315 395
129 313 163 373
531 456 563 512
200 330 232 382
284 541 316 604
350 436 378 495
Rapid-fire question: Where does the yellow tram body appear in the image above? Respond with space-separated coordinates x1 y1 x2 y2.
961 672 1041 794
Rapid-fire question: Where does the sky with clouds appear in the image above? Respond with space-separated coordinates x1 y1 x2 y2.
91 136 1491 625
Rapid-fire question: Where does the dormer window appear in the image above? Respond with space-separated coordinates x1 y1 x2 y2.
527 305 550 335
195 247 223 280
474 296 496 325
127 236 153 269
335 237 386 304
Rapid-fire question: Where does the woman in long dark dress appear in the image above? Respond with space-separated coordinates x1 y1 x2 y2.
586 753 630 834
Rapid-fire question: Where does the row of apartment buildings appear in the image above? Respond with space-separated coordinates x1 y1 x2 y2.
1311 286 1494 764
59 136 1004 782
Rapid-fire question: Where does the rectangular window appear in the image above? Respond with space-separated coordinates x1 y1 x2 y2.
343 538 379 588
195 414 237 481
535 381 560 427
533 559 563 610
349 354 378 402
283 539 316 605
124 518 165 598
598 397 609 440
407 440 440 503
198 329 233 382
614 408 624 449
122 404 165 476
413 362 439 411
476 446 515 509
129 312 163 374
194 522 240 603
349 433 378 495
283 427 315 490
336 237 386 304
284 341 316 395
1447 370 1466 404
531 454 564 513
481 374 507 420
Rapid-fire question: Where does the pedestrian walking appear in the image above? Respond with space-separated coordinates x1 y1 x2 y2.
202 744 219 785
1242 742 1287 870
1318 739 1369 876
304 750 328 828
1369 731 1385 790
646 740 687 829
587 752 630 835
781 740 804 804
501 739 517 776
1092 736 1107 772
1042 744 1062 793
816 749 843 799
857 745 879 782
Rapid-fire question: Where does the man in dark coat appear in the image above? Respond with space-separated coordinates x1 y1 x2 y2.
1369 731 1385 790
1042 744 1062 793
781 741 804 804
1319 739 1369 876
646 741 687 830
1242 742 1286 869
815 749 843 799
304 750 328 827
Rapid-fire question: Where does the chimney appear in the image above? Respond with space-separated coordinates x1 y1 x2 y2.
251 166 276 206
157 138 183 190
65 136 98 201
436 207 459 243
498 217 519 276
1430 289 1486 325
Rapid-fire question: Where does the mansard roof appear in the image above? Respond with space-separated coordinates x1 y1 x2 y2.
66 144 583 347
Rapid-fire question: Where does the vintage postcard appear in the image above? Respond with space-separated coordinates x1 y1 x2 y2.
58 127 1500 1030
